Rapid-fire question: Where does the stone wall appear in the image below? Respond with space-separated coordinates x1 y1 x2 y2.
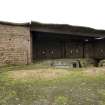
0 24 31 66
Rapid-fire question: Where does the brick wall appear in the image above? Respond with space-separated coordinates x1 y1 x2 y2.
0 24 31 66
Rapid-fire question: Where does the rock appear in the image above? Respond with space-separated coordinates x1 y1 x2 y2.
79 58 96 67
98 59 105 67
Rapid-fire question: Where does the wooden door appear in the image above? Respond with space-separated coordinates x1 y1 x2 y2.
65 41 83 58
36 40 62 59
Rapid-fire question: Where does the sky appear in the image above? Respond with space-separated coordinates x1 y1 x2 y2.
0 0 105 29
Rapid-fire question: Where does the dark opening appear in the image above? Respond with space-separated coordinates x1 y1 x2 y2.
94 59 101 67
31 31 95 62
73 63 77 68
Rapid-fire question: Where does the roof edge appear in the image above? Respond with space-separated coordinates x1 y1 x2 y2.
31 21 105 37
0 21 30 26
31 21 104 31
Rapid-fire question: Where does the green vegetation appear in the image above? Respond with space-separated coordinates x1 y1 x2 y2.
0 65 105 105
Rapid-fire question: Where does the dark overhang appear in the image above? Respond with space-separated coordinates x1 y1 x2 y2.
31 21 105 38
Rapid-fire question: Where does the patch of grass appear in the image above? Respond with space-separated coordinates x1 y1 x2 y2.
0 65 105 105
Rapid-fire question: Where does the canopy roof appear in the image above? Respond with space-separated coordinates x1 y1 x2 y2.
31 21 105 37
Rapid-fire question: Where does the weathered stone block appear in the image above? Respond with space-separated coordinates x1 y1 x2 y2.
98 59 105 67
79 58 96 67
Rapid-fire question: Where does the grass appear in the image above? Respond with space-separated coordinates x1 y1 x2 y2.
0 65 105 105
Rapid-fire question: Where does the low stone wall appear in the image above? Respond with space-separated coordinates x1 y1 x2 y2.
33 59 78 68
0 24 31 66
33 58 96 68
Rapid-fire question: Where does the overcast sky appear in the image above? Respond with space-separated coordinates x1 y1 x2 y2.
0 0 105 29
